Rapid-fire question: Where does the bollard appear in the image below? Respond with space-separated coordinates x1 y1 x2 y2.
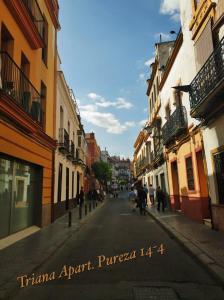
85 204 87 216
68 211 72 227
79 205 82 220
93 201 95 209
96 201 98 207
89 202 92 212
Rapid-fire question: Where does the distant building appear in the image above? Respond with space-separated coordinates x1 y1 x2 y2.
84 132 101 191
101 148 110 163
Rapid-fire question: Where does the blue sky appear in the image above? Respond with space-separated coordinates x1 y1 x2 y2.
58 0 180 158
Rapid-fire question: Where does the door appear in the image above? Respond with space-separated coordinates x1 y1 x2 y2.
57 163 62 203
76 171 80 198
66 167 69 210
160 173 166 192
214 151 224 204
171 160 180 210
196 150 210 218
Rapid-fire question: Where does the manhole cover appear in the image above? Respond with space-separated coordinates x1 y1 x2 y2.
133 287 179 300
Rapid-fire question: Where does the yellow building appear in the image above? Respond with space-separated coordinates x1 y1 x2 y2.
187 0 224 229
0 0 60 240
160 1 210 223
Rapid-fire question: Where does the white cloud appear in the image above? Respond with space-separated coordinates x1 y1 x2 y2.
87 92 102 101
87 92 133 109
144 57 154 67
79 105 135 134
139 119 148 127
160 0 180 22
79 104 97 112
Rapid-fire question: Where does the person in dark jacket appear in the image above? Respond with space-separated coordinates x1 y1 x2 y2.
79 187 84 207
137 185 147 215
156 186 166 212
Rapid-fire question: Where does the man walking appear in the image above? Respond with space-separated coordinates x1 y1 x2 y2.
149 184 155 205
79 187 85 207
156 186 166 212
137 185 147 215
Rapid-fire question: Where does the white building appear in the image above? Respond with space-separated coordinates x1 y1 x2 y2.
54 55 87 219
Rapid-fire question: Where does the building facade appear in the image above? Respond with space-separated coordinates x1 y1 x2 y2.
187 0 224 229
84 132 101 191
0 0 60 239
54 56 87 219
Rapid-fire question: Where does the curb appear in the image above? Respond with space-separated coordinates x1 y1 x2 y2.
0 199 107 300
146 208 224 286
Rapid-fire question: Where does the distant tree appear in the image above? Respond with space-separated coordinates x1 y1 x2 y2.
92 161 112 187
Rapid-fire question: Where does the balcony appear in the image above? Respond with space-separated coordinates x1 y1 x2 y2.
67 140 75 160
72 148 84 166
0 51 43 126
4 0 44 49
162 106 188 146
58 128 69 154
190 36 224 120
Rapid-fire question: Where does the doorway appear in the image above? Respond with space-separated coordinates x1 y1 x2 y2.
66 167 69 210
171 160 180 210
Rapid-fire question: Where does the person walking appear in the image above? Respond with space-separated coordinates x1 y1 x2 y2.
79 187 85 207
137 185 147 215
149 184 155 205
129 187 136 212
156 186 166 212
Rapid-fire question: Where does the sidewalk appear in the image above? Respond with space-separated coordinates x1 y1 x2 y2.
146 206 224 285
0 200 105 300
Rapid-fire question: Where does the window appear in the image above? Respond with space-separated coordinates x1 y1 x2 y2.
41 81 47 130
186 156 195 190
21 52 30 78
78 135 81 147
1 23 14 57
42 16 48 65
60 106 63 128
0 155 42 238
72 171 74 198
68 121 70 137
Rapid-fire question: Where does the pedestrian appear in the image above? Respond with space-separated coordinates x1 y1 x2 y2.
128 187 136 212
92 189 98 202
137 185 147 215
79 187 84 207
156 186 166 212
149 184 155 205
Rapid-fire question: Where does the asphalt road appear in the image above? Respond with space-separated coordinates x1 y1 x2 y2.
14 192 224 300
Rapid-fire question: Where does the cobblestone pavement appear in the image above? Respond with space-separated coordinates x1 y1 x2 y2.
8 192 224 300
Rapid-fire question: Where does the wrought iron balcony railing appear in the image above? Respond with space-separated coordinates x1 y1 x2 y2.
22 0 44 40
0 51 43 126
190 36 224 119
162 106 188 146
67 140 75 160
58 128 70 153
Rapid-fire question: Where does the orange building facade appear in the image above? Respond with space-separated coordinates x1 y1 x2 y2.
0 0 60 239
84 132 101 192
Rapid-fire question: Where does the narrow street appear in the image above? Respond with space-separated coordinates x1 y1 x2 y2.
14 192 224 300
